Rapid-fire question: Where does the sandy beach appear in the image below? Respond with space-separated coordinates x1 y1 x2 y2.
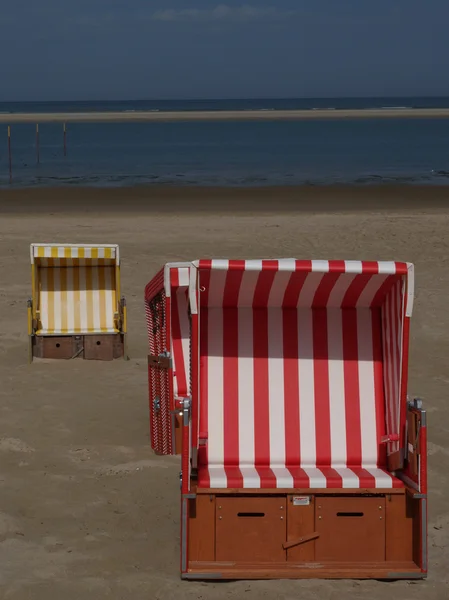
2 108 449 123
0 185 448 599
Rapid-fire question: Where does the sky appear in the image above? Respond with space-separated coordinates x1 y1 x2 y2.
1 0 448 101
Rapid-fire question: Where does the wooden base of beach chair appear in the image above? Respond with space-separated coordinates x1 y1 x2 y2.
183 562 423 580
32 333 126 361
183 489 427 580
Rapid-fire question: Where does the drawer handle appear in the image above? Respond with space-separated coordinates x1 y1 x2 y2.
283 532 320 550
237 512 265 518
336 512 364 517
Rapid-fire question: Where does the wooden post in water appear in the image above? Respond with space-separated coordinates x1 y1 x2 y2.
63 122 67 157
36 124 40 164
7 125 12 183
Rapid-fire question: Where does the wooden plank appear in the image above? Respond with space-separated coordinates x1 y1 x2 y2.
186 560 423 580
37 336 76 359
388 450 403 472
112 333 125 359
283 532 319 550
412 498 424 569
84 335 114 361
385 493 414 563
188 495 215 562
215 497 286 563
286 495 316 562
315 497 386 563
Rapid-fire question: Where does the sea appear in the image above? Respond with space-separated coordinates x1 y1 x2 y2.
1 97 449 188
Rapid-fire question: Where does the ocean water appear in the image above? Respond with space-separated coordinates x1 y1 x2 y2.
1 97 449 188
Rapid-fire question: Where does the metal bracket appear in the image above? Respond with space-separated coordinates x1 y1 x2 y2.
413 397 423 410
153 396 161 413
182 397 191 427
408 395 424 410
148 353 172 369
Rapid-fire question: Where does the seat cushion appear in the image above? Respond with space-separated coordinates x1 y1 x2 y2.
198 464 404 489
36 328 118 335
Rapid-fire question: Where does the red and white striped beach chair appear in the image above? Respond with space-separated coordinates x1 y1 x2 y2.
146 259 427 580
145 263 191 455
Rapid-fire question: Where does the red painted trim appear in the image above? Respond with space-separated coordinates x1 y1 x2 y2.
165 295 175 418
181 417 190 494
171 289 189 397
197 260 409 275
191 312 199 460
400 316 411 450
420 424 427 495
170 267 180 288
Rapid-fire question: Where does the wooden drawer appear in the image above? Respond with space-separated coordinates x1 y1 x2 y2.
216 497 286 562
315 496 386 562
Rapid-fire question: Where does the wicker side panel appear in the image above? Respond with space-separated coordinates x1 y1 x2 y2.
146 289 172 455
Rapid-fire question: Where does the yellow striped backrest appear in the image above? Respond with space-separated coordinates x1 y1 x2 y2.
31 244 120 335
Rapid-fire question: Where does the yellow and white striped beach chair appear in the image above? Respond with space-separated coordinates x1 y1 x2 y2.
28 243 127 361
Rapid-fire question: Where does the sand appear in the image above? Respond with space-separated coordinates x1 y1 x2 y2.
0 185 448 599
2 108 449 123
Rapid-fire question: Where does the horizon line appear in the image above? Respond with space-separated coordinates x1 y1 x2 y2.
1 93 449 104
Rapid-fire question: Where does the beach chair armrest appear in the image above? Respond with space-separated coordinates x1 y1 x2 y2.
381 433 400 444
27 299 33 336
118 296 127 333
401 397 427 493
27 300 39 333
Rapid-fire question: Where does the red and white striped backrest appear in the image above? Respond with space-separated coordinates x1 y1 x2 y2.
193 259 412 471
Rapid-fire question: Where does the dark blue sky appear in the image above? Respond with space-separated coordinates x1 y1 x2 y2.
1 0 448 100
